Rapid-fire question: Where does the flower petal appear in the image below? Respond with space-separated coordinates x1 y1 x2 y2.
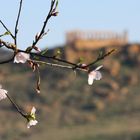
0 89 8 101
95 65 103 71
31 106 36 114
88 66 102 85
88 71 96 85
88 75 94 85
95 71 102 80
27 120 38 129
14 52 30 63
27 122 31 129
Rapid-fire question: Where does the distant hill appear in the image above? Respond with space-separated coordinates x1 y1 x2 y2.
0 44 140 140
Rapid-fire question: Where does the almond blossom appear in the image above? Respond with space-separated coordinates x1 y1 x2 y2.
14 52 30 63
88 65 103 85
27 120 38 129
0 85 8 101
27 106 38 128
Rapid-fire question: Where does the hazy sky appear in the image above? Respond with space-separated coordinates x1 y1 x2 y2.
0 0 140 49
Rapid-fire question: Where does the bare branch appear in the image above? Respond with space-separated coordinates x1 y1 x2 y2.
71 49 115 71
33 60 88 72
36 66 41 94
0 39 16 50
0 20 15 39
0 39 79 67
86 49 116 67
14 0 23 46
0 39 115 73
6 93 27 118
30 0 57 51
19 49 79 67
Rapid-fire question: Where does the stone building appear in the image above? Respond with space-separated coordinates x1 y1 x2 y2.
65 30 128 63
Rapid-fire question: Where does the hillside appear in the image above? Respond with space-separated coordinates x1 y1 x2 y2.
0 44 140 140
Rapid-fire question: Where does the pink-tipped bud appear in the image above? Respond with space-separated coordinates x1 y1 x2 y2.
33 46 41 52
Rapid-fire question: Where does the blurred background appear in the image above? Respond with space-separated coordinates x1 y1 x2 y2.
0 0 140 140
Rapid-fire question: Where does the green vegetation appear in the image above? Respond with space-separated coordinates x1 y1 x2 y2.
0 45 140 140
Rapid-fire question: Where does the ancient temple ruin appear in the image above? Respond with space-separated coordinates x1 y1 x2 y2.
65 30 128 62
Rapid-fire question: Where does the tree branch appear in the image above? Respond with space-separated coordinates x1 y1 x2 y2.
0 20 15 39
30 0 56 51
87 49 116 67
33 60 88 72
14 0 23 46
0 40 115 72
6 93 27 118
19 49 79 67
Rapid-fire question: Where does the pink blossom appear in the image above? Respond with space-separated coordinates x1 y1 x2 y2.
14 52 30 63
88 65 103 85
0 85 8 101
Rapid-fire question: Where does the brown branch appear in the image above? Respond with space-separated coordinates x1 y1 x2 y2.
0 39 16 50
86 49 116 67
0 39 115 73
0 39 79 67
19 49 79 67
71 49 115 71
30 0 56 51
33 60 88 72
36 66 41 94
6 93 27 118
0 20 15 39
14 0 23 46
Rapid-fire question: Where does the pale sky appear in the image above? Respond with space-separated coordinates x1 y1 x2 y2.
0 0 140 49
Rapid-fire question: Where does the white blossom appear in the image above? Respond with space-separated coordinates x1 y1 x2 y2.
27 120 38 129
14 52 30 63
88 65 103 85
27 106 38 128
0 85 8 101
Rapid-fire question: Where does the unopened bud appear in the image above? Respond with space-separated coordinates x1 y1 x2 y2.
33 46 41 52
51 11 59 16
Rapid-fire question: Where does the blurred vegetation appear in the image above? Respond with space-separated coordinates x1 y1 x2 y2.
0 44 140 140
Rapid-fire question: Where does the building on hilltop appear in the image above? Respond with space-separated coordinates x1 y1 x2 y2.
65 30 128 63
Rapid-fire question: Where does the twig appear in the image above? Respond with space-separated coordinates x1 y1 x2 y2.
14 0 23 46
0 39 16 50
0 20 15 39
36 66 41 93
30 0 56 50
6 93 27 118
0 40 115 71
33 60 88 72
18 49 79 67
0 38 79 67
87 49 116 67
0 38 115 71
